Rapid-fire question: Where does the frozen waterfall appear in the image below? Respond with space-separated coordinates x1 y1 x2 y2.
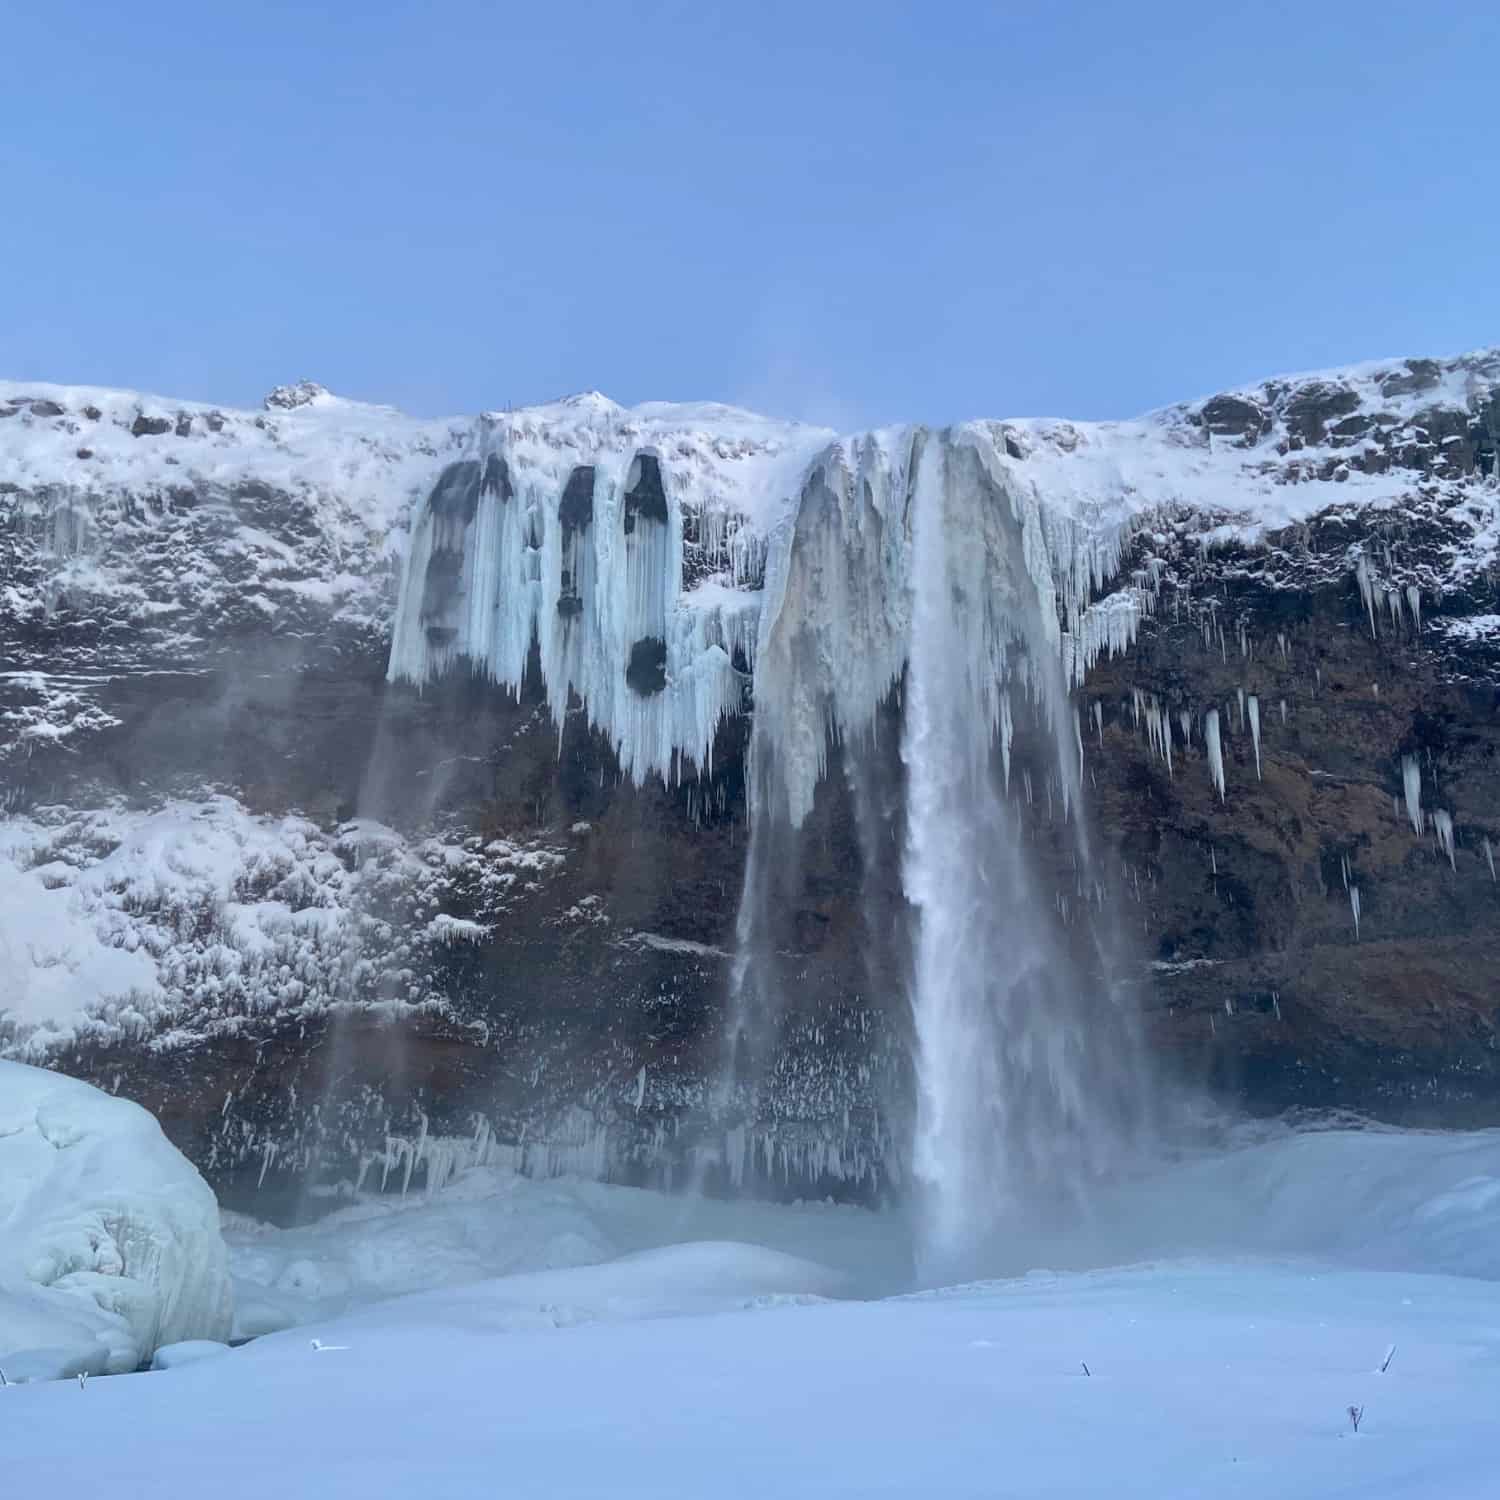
388 408 1156 1255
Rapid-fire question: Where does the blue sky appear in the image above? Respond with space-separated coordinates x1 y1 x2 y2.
2 1 1496 427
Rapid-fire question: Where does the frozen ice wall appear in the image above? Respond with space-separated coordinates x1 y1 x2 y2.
387 395 830 785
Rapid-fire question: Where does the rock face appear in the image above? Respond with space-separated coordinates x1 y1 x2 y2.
2 354 1498 1212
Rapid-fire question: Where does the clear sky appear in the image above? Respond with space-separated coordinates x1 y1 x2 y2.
2 1 1496 428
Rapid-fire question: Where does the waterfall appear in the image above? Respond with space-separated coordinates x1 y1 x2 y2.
900 440 1148 1281
388 409 1156 1228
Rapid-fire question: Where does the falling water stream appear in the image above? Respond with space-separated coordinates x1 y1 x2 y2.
900 440 1148 1281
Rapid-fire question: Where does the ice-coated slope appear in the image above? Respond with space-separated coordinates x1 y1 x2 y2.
0 1061 232 1379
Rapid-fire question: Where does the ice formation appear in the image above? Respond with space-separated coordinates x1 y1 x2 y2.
1205 709 1226 802
0 1061 232 1380
1248 695 1262 780
387 398 832 787
1433 809 1457 869
1402 754 1423 835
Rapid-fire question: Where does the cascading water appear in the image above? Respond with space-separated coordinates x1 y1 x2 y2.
900 440 1148 1281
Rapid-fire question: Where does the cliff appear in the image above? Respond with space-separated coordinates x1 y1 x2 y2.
2 350 1497 1211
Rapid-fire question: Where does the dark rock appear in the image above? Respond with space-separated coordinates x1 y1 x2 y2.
427 460 482 525
626 636 667 695
559 466 595 535
623 453 668 534
481 452 513 502
1199 394 1270 443
28 399 65 418
1282 382 1361 444
131 414 172 437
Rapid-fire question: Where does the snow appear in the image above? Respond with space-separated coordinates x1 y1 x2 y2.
0 1062 232 1380
222 1163 908 1336
148 1339 231 1371
1440 612 1500 640
4 1121 1500 1494
0 376 454 559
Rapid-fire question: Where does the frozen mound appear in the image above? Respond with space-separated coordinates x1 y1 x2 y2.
0 1061 233 1379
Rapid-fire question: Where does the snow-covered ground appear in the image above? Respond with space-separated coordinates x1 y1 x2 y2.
5 1113 1500 1494
7 1254 1498 1497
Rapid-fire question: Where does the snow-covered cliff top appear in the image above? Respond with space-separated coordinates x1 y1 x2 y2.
7 345 1495 556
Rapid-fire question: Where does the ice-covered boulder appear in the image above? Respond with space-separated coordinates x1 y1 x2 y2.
0 1062 233 1379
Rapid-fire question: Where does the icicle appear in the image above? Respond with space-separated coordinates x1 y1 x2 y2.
999 692 1013 794
1402 754 1422 835
1205 708 1225 802
1178 708 1192 746
1355 554 1379 639
1074 704 1085 781
1247 695 1261 780
1210 846 1218 876
1350 885 1361 939
1405 585 1422 630
1279 697 1287 727
1277 632 1288 663
1433 809 1456 869
1485 837 1496 882
1091 699 1104 748
1236 686 1245 733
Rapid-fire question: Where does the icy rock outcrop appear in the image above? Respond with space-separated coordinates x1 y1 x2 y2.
0 1061 232 1379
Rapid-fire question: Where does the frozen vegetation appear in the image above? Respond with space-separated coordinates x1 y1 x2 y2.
0 795 566 1056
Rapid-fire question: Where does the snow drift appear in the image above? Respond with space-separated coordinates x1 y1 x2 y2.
0 1061 232 1379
